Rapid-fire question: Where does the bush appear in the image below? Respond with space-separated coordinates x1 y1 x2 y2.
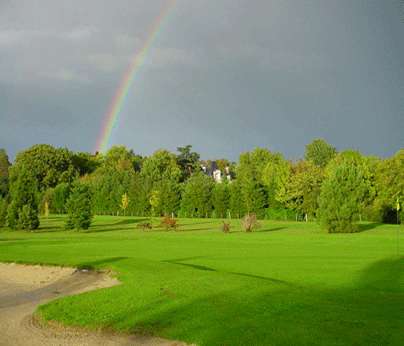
65 182 93 230
160 216 178 230
241 213 260 232
18 204 40 230
318 162 369 233
137 222 153 231
0 198 8 227
222 222 231 233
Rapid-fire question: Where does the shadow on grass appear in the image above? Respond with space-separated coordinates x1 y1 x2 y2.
162 258 294 285
77 256 129 270
357 222 384 232
134 257 404 346
256 227 287 233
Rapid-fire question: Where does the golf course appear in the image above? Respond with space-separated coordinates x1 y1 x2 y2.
0 216 402 346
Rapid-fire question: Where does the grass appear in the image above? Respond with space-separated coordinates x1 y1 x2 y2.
0 215 403 345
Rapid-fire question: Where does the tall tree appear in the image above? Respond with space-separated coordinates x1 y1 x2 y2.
236 150 268 218
10 144 77 193
305 139 337 168
261 153 291 208
141 150 182 215
180 172 214 218
373 149 404 222
279 160 323 221
7 166 40 230
212 182 230 218
0 149 11 197
176 145 200 181
319 152 372 232
65 182 93 230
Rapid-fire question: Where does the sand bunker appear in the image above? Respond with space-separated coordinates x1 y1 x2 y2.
0 263 188 346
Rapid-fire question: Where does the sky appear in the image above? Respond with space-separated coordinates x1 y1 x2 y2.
1 0 403 161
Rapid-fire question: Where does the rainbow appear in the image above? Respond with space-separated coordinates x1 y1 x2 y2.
95 0 176 153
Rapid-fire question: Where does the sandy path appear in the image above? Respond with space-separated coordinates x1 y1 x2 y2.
0 263 189 346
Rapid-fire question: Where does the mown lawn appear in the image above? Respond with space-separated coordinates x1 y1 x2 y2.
0 216 403 345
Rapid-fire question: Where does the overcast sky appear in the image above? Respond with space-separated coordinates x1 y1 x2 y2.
1 0 403 160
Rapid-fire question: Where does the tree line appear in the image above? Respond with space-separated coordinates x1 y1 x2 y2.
0 139 402 233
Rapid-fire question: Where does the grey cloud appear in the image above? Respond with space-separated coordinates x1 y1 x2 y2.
1 0 403 160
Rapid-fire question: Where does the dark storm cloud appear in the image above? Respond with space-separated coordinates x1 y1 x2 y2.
1 0 403 160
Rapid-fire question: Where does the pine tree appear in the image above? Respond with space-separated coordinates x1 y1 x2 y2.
65 182 93 230
319 162 369 232
7 167 39 230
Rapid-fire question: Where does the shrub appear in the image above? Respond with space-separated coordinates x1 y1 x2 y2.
222 222 231 233
0 198 8 227
65 182 93 230
137 222 153 231
241 213 260 232
18 204 40 230
160 216 178 230
318 162 369 233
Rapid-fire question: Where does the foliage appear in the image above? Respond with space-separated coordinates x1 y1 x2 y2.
373 149 403 223
0 148 11 198
229 180 245 218
305 138 337 168
102 145 142 172
181 172 214 218
41 188 54 216
319 161 370 233
7 166 39 230
212 182 230 218
18 204 40 230
236 150 267 218
65 182 93 230
265 207 297 221
278 160 323 220
121 193 130 216
136 222 153 231
176 145 200 181
141 150 182 216
160 216 178 230
53 183 71 214
222 221 231 233
10 144 77 192
0 197 7 227
71 151 101 176
241 213 260 232
261 152 291 207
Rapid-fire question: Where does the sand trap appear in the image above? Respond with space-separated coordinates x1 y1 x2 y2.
0 263 189 346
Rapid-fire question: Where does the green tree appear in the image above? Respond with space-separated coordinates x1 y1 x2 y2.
229 180 245 219
65 182 93 230
7 167 39 230
236 151 267 218
10 144 77 192
372 149 404 223
53 183 71 214
279 160 323 221
0 197 8 227
121 193 130 216
176 145 200 181
319 161 369 233
180 172 214 218
212 182 230 218
71 151 101 176
102 145 142 172
141 150 182 215
305 139 337 168
0 149 11 198
261 153 291 208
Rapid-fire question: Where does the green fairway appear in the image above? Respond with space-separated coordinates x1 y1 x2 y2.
0 216 403 346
